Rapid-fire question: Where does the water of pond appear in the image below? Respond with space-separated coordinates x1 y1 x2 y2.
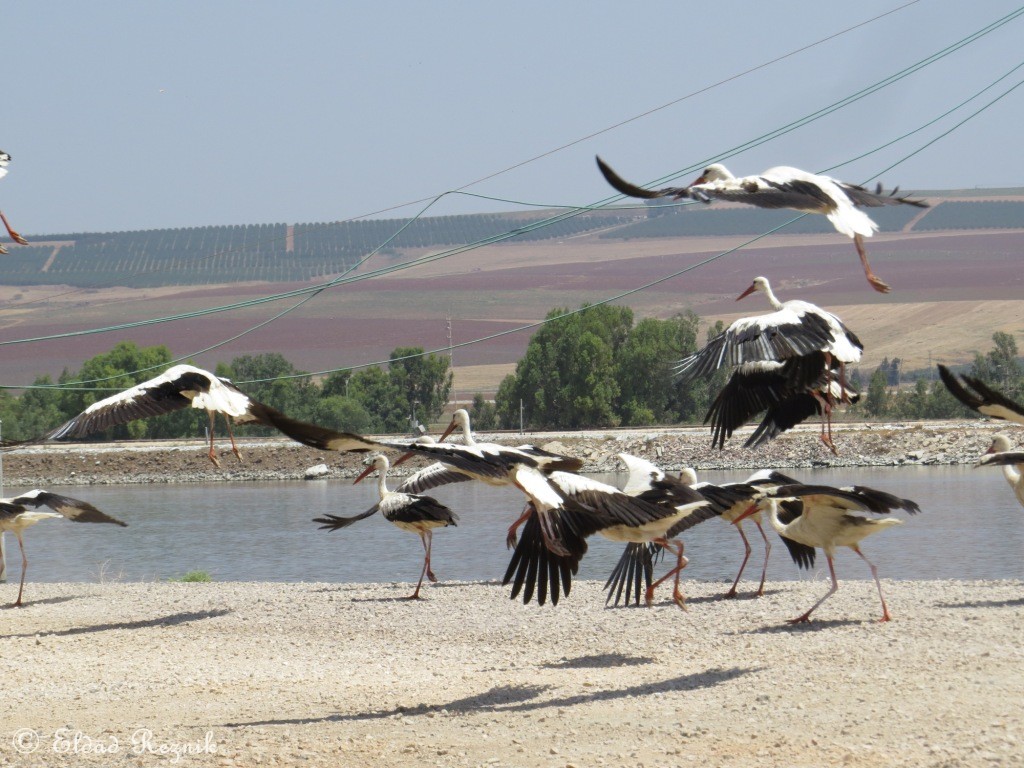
8 465 1023 587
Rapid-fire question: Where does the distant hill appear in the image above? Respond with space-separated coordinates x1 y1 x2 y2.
5 189 1024 288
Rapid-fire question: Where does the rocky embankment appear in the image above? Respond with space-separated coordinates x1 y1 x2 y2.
0 419 1002 487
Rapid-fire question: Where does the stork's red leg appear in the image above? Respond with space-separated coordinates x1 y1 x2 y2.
405 532 430 599
505 505 532 549
224 416 243 462
853 545 891 622
647 538 689 609
12 532 28 607
853 233 891 294
423 530 437 583
725 522 752 598
788 554 839 624
752 520 771 596
206 412 221 468
0 211 28 245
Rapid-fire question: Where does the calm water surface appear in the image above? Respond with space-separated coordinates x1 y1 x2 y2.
9 465 1024 585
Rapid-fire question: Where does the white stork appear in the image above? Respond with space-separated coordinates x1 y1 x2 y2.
0 150 28 253
605 454 753 607
503 465 713 607
677 276 863 454
0 490 127 607
706 352 861 455
977 434 1024 508
596 156 928 293
289 408 583 555
937 364 1024 426
313 454 458 599
26 364 377 467
734 483 920 623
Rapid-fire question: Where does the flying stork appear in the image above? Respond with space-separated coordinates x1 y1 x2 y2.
502 466 713 607
596 156 928 293
23 364 377 466
937 364 1024 426
676 276 863 454
0 490 127 607
0 150 29 253
313 454 458 599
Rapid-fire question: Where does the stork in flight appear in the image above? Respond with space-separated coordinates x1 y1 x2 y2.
313 454 458 599
0 150 29 253
734 484 920 623
676 276 863 454
596 156 928 293
503 466 713 607
937 364 1024 426
22 364 377 467
0 490 127 607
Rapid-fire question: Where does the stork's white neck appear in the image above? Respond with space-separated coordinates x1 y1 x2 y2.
761 283 784 311
762 499 786 534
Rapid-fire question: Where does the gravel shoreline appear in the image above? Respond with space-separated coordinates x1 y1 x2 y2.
1 579 1021 767
0 419 1001 487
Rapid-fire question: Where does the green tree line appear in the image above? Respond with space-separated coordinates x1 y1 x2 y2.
0 341 452 441
857 332 1022 420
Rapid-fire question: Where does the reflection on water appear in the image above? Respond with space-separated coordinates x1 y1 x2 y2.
8 465 1024 585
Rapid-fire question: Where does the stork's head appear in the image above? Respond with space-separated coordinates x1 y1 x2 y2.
678 467 698 485
737 275 771 302
438 408 471 443
0 151 10 167
987 433 1013 454
691 163 731 186
354 453 389 484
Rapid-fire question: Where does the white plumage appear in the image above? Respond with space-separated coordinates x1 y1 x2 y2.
735 485 919 623
596 156 928 293
28 364 377 466
0 490 127 606
0 149 29 252
677 277 863 454
313 454 457 600
978 434 1024 508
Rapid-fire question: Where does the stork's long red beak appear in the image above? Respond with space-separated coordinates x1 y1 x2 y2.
437 418 458 443
353 464 376 484
732 503 760 525
689 173 708 188
737 284 757 301
391 452 415 468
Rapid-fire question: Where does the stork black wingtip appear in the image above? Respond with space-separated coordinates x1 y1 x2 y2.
595 156 664 200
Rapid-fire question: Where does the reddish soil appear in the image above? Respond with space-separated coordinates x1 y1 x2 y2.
0 230 1021 390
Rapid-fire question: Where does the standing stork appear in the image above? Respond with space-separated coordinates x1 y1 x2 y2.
0 490 127 607
677 276 863 454
284 408 584 556
313 454 458 599
734 484 920 623
19 364 377 467
0 150 29 253
596 156 928 293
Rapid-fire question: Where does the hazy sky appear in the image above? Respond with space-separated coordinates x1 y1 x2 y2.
5 2 1024 235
